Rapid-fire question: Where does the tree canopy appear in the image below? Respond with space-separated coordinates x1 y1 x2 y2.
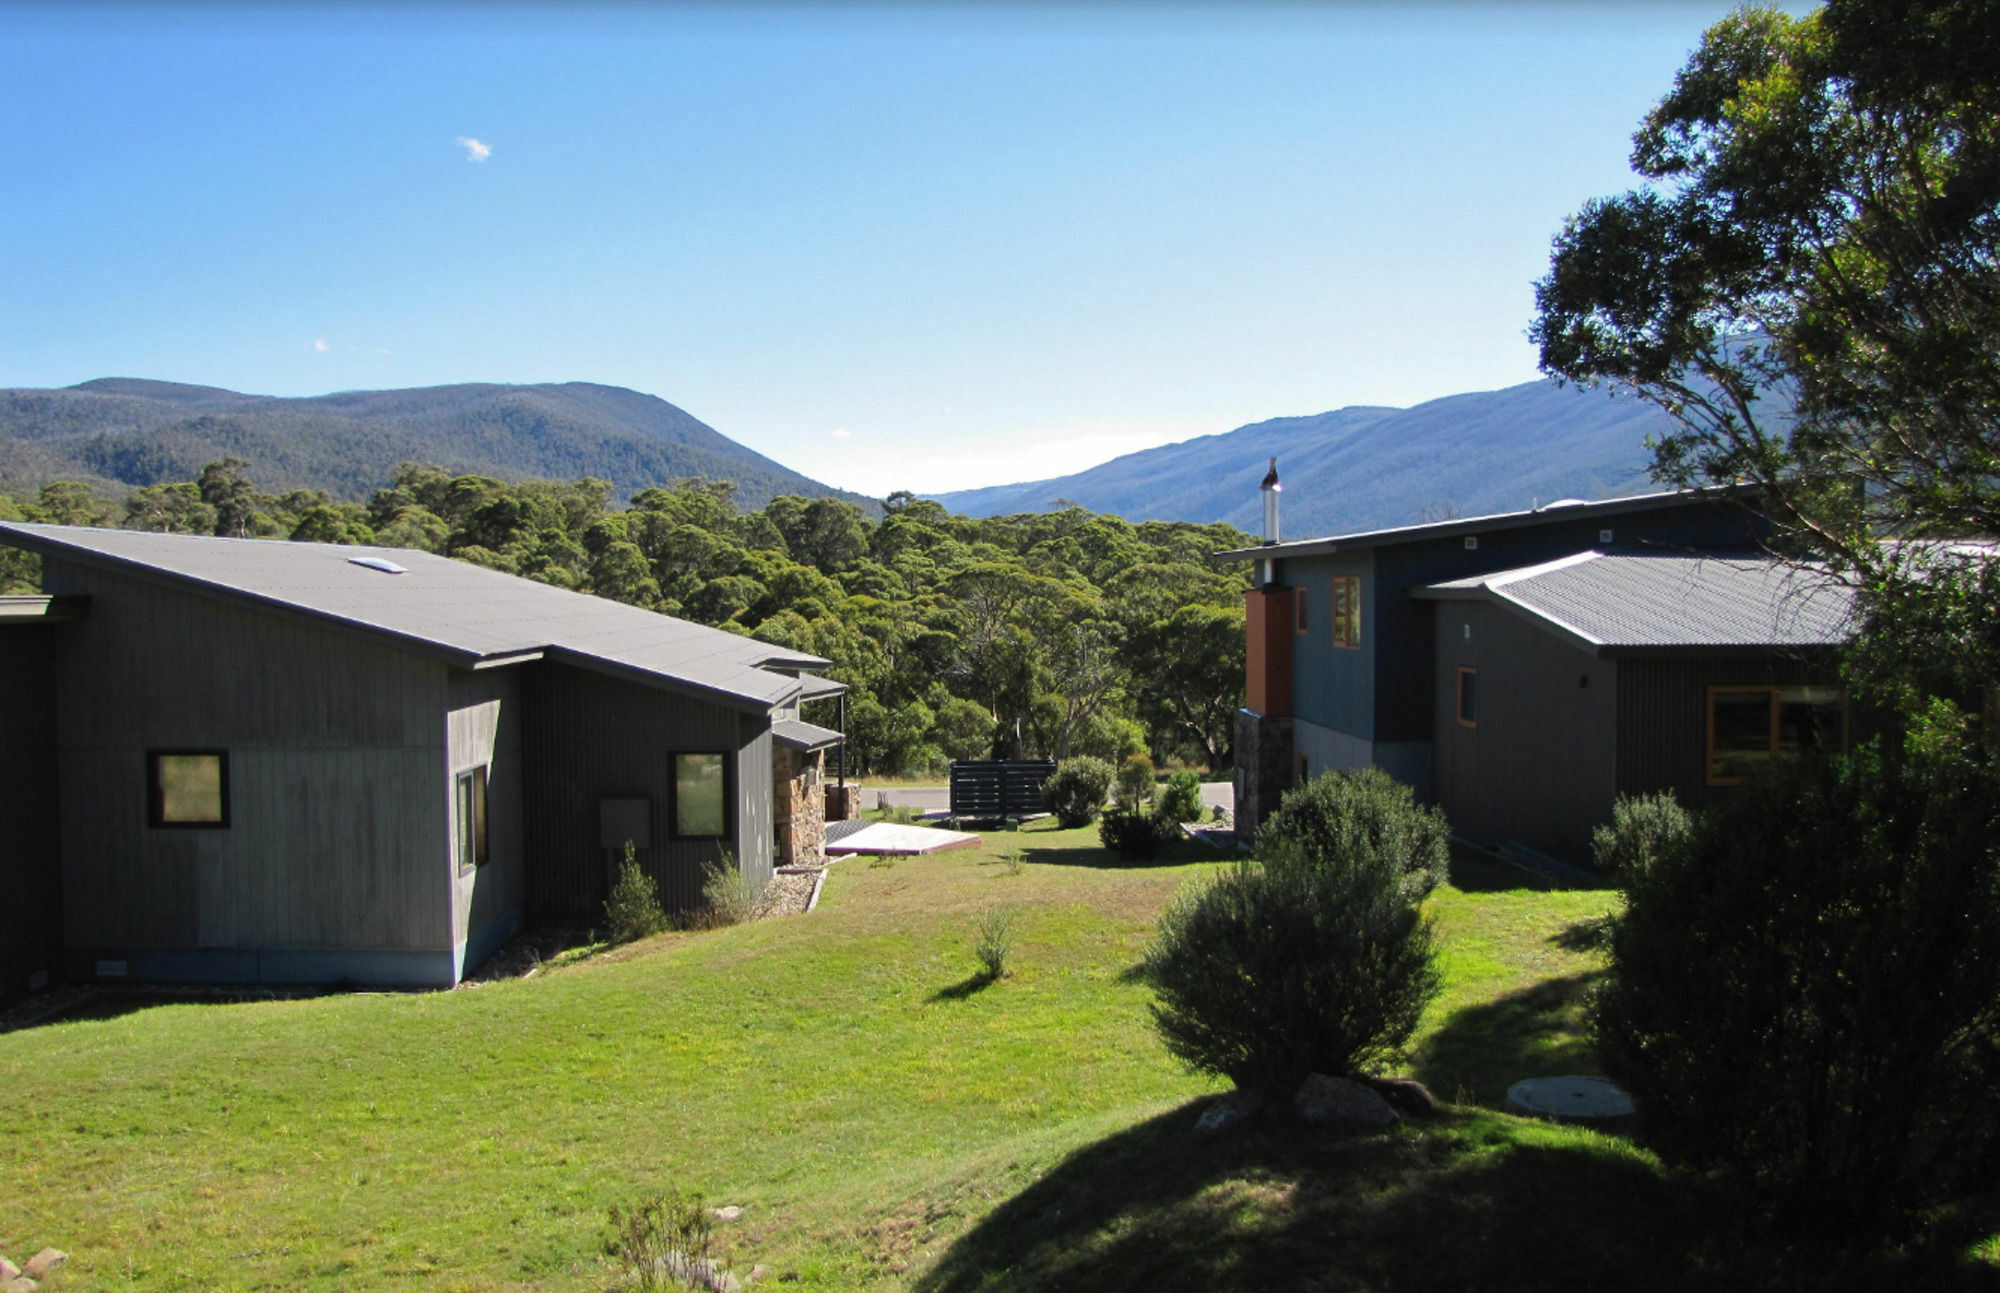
1532 0 2000 710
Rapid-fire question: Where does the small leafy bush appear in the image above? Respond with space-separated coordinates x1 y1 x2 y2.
1160 770 1204 823
1589 790 1694 877
1145 843 1441 1097
1594 742 2000 1236
606 1186 714 1292
1098 804 1183 861
1257 766 1448 897
1043 756 1115 828
1115 753 1157 809
973 906 1017 979
604 842 668 944
695 853 759 929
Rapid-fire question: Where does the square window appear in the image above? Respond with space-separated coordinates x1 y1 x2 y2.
674 752 729 838
456 766 489 870
1456 668 1478 728
149 751 229 827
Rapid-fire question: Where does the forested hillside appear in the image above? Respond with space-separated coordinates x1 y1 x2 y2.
0 378 873 513
934 377 1673 536
0 463 1249 775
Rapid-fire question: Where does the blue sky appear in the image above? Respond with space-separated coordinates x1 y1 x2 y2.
1 2 1760 495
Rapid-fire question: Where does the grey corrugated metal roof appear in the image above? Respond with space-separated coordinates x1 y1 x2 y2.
795 674 849 700
0 523 830 710
772 719 844 750
1215 484 1756 563
1415 551 1853 651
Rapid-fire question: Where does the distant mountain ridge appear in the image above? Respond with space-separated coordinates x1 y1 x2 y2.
0 378 872 511
932 378 1675 537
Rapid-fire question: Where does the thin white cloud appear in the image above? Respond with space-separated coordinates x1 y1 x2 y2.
311 338 330 353
830 426 852 440
456 136 492 162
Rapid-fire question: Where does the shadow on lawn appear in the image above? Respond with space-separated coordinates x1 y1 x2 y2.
929 972 999 1002
912 1102 2000 1293
1409 972 1607 1109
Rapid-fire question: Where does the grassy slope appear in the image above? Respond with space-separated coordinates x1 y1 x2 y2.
3 830 1992 1292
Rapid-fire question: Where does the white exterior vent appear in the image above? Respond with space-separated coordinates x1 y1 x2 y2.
348 556 408 575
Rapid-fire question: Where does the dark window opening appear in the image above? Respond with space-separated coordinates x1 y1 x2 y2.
456 766 489 870
1707 685 1847 785
149 751 229 828
1456 667 1478 728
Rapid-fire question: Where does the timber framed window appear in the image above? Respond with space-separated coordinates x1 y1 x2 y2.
1706 685 1848 785
456 766 489 871
673 752 730 839
148 750 229 827
1455 668 1478 729
1330 577 1362 649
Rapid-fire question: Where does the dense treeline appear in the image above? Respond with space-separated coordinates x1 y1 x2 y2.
0 459 1250 776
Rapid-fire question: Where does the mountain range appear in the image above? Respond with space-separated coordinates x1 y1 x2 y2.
931 378 1677 537
0 378 872 511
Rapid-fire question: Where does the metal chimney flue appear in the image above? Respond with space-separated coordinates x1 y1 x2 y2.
1261 456 1281 545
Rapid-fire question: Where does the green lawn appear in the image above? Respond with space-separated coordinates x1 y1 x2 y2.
3 827 1991 1291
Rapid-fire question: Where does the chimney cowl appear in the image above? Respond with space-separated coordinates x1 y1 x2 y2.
1261 457 1280 492
1261 457 1281 547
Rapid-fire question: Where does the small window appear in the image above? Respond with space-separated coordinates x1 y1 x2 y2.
1330 576 1362 649
674 752 729 838
149 751 229 827
1295 586 1309 634
1707 685 1847 785
1456 667 1478 728
456 766 489 870
1297 755 1309 786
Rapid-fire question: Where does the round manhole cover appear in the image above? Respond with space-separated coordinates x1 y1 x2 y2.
1505 1075 1634 1122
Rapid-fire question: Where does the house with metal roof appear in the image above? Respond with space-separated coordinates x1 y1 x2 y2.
1213 478 1873 863
0 522 845 1005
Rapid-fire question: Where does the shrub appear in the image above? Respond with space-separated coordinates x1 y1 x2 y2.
1257 766 1448 898
604 842 668 943
1593 743 2000 1236
1098 804 1183 861
973 906 1017 980
1589 790 1694 877
606 1186 714 1292
695 853 759 929
1160 769 1204 824
1144 845 1441 1098
1114 753 1157 809
1042 756 1115 828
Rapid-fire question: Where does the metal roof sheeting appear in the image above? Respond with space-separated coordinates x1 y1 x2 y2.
0 523 830 709
1416 551 1854 651
772 719 844 751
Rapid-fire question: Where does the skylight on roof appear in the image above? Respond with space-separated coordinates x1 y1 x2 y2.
348 556 408 575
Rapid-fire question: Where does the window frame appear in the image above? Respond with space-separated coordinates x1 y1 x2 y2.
147 749 231 829
672 751 733 840
1330 576 1362 650
455 764 489 872
1455 667 1478 729
1705 684 1849 786
1294 585 1309 635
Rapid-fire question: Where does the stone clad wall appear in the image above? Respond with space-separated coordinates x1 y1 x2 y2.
773 746 827 867
1233 709 1294 846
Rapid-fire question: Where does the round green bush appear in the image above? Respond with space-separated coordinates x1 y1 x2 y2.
1160 769 1205 824
1042 756 1114 828
1589 790 1694 877
1594 742 2000 1236
1097 804 1182 861
1144 846 1440 1097
1257 766 1449 898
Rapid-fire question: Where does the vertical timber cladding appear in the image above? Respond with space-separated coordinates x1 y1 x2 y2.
0 625 63 1005
446 667 526 973
1431 600 1617 864
521 660 774 921
40 559 453 979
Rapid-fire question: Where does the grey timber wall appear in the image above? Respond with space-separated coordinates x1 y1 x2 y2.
0 626 64 1005
447 667 526 976
521 661 773 922
1431 600 1618 864
40 558 457 986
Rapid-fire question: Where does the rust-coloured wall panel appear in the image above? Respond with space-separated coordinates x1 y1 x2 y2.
1245 587 1295 717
